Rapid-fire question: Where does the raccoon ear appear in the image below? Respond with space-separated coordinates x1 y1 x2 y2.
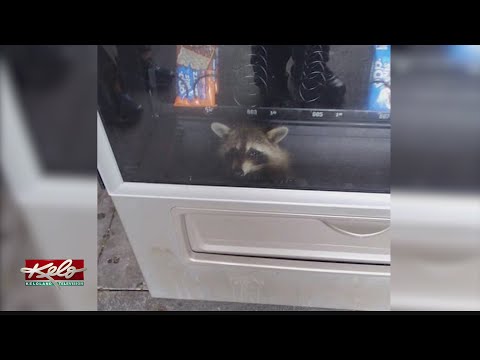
267 126 289 144
211 122 231 138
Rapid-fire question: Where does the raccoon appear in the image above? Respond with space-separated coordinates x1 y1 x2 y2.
211 122 291 182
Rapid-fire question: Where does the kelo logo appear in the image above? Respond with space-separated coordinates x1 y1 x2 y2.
20 259 86 288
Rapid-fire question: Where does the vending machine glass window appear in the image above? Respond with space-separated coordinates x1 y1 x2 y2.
97 45 391 310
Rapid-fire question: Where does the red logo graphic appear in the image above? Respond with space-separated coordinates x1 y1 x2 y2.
21 259 87 287
23 259 85 281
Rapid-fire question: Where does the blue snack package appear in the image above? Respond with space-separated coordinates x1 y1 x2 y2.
176 65 194 100
368 45 391 112
192 69 205 100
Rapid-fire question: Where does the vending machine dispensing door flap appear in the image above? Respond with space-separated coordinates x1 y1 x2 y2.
173 208 390 265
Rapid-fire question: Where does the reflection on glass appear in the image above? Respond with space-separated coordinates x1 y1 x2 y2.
98 45 391 193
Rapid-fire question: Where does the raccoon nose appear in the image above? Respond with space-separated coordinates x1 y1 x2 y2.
233 169 245 177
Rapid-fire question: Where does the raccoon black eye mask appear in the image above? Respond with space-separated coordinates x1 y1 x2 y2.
247 149 267 162
226 147 267 165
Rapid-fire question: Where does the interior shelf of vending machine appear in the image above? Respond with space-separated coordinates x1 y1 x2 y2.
159 103 391 127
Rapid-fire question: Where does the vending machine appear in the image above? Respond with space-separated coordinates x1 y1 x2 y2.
97 45 391 310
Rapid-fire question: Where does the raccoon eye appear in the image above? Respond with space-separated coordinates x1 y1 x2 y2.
247 149 262 159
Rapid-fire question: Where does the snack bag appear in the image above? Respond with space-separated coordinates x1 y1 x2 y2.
368 45 391 111
174 45 219 107
176 65 193 101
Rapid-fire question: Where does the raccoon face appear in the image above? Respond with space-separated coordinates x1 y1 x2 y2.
211 122 290 179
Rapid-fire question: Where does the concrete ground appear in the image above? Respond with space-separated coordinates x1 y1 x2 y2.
97 186 325 311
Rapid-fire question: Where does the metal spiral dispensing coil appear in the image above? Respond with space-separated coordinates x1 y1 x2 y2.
298 45 329 104
232 45 269 107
